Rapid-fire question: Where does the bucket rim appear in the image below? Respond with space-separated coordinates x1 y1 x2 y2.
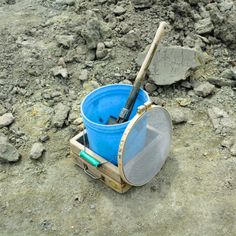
81 84 150 128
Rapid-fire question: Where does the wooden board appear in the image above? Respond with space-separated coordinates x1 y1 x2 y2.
70 131 132 193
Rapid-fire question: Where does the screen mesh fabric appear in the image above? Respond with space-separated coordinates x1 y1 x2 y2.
121 107 172 186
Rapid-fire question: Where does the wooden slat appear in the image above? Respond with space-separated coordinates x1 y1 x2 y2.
71 152 131 193
70 131 123 183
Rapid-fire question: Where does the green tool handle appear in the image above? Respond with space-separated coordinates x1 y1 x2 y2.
79 150 101 167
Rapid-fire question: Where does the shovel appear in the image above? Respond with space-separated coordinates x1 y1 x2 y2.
108 21 168 124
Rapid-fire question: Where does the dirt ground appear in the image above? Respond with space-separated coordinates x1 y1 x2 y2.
0 0 236 235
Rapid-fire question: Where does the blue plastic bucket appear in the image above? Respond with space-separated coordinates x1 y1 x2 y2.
81 84 150 166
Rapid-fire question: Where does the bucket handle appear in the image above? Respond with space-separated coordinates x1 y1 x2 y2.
83 164 101 180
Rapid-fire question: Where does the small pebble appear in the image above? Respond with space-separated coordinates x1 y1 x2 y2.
72 117 83 125
55 35 75 48
220 68 236 80
96 42 107 60
29 142 45 160
90 204 96 209
181 80 193 89
169 108 188 124
55 0 75 6
195 18 214 35
52 103 70 128
123 30 140 49
51 66 68 79
230 143 236 156
194 82 215 97
113 6 126 16
145 83 157 93
0 113 15 128
39 134 50 142
221 137 234 149
120 79 132 85
0 134 8 143
83 80 99 92
131 0 153 9
0 142 20 163
176 98 191 107
0 104 7 116
104 41 114 48
51 91 61 98
58 57 66 68
150 185 157 192
79 69 88 81
150 97 165 106
119 22 130 34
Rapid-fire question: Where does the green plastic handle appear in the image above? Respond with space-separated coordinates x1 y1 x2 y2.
79 150 101 167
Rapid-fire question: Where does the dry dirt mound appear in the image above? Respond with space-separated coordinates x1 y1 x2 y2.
0 0 235 235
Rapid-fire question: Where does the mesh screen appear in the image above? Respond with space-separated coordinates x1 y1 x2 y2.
122 107 172 186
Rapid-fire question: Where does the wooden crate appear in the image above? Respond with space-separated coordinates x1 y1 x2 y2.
70 131 132 193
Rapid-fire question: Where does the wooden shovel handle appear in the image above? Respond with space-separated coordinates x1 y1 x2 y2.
115 22 168 123
134 21 168 87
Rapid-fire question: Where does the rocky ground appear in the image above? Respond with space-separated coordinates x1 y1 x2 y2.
0 0 236 235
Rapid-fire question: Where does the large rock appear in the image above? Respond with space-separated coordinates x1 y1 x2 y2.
0 113 15 128
52 103 70 128
136 46 204 85
0 138 20 163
